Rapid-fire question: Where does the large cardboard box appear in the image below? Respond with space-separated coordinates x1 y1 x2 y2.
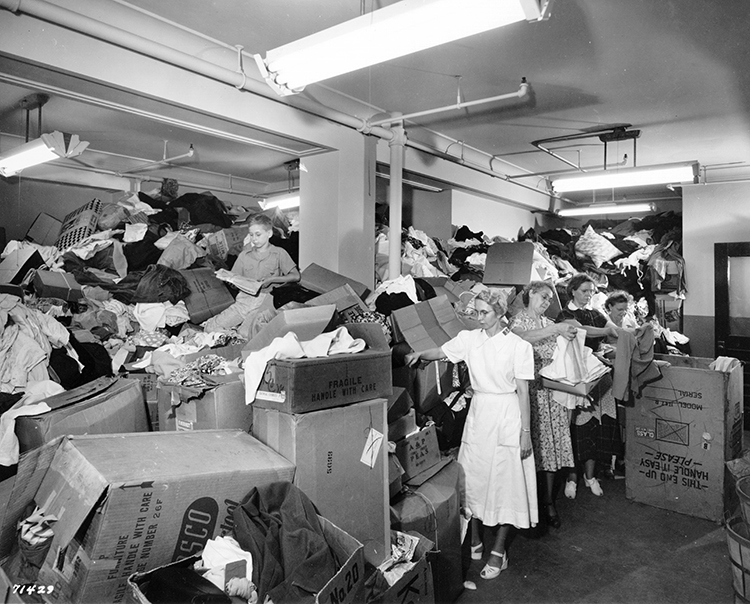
300 263 370 299
56 199 103 251
388 408 417 442
243 304 335 354
390 295 464 353
250 322 392 414
180 267 235 324
390 460 463 604
252 399 389 563
32 270 84 301
15 377 149 454
25 212 62 247
387 386 414 424
127 515 364 604
0 248 44 285
395 360 454 415
0 430 295 604
625 354 744 522
308 283 369 322
482 241 537 286
157 379 251 432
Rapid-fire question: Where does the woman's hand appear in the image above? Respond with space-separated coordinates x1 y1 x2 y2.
404 351 421 367
556 322 578 341
520 431 533 459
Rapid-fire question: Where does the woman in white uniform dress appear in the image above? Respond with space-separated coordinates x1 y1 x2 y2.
405 291 538 580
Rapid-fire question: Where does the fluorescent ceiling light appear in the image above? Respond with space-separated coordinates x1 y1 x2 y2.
551 161 699 194
255 0 547 95
262 194 300 210
0 131 89 177
557 203 655 217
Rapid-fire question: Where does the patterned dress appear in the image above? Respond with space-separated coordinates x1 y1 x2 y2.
510 310 575 473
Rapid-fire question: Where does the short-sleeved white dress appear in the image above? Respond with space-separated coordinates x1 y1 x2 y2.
442 327 539 528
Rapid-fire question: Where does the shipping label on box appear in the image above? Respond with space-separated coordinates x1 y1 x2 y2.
0 431 295 604
252 399 389 564
395 424 442 482
625 354 744 522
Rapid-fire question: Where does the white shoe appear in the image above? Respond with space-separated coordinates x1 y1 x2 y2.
564 480 577 499
585 476 604 497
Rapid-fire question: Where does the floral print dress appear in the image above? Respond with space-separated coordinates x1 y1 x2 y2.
510 309 575 472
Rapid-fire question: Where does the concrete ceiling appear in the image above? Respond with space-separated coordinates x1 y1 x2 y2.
2 0 750 206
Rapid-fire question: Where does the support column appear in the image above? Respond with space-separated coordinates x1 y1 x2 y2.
388 121 406 281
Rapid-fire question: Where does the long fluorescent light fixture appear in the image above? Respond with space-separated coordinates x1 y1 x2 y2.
551 161 699 194
255 0 548 96
0 131 89 177
557 203 654 217
262 193 300 211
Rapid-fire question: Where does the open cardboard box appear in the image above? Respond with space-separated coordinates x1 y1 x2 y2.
540 375 603 397
308 283 369 322
0 430 295 603
127 515 364 604
246 310 392 414
243 304 336 354
15 376 149 454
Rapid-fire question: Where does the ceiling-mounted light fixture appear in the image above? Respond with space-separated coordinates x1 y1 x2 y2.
255 0 550 96
557 202 655 217
0 131 89 177
262 192 300 211
550 161 699 194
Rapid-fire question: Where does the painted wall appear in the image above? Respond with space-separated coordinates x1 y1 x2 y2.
682 181 750 357
451 189 538 240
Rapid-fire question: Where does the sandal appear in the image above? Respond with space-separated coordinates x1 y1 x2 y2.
470 542 484 560
480 550 508 580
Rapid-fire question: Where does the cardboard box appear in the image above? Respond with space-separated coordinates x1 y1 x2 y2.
252 399 389 563
127 515 364 604
391 460 463 604
180 267 235 324
625 354 744 522
390 295 464 353
0 248 44 285
15 377 149 454
243 304 335 354
395 425 442 482
387 386 414 424
128 372 159 430
250 322 392 413
655 293 683 332
0 565 25 604
308 283 369 322
541 375 603 397
300 263 370 299
32 270 84 301
361 532 435 604
0 430 295 604
157 379 252 433
389 408 417 442
420 277 474 304
482 241 538 286
203 226 248 259
56 199 104 251
25 212 62 246
414 360 454 415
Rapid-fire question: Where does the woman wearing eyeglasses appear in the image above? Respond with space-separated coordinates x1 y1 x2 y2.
404 290 537 581
510 280 578 529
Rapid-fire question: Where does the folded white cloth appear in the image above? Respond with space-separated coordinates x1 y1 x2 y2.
244 326 366 404
709 356 740 372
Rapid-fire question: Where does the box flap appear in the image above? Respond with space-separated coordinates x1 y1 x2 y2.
300 263 369 298
0 437 65 559
33 438 110 551
404 457 452 487
308 283 368 313
243 304 336 353
25 213 62 247
391 295 463 353
342 321 389 351
40 376 118 411
482 241 536 286
0 249 44 285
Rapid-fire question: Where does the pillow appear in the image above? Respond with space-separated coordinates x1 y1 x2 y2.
574 225 622 268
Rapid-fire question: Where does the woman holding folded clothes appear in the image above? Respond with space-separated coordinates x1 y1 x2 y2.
556 274 621 498
510 280 578 529
404 290 537 581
